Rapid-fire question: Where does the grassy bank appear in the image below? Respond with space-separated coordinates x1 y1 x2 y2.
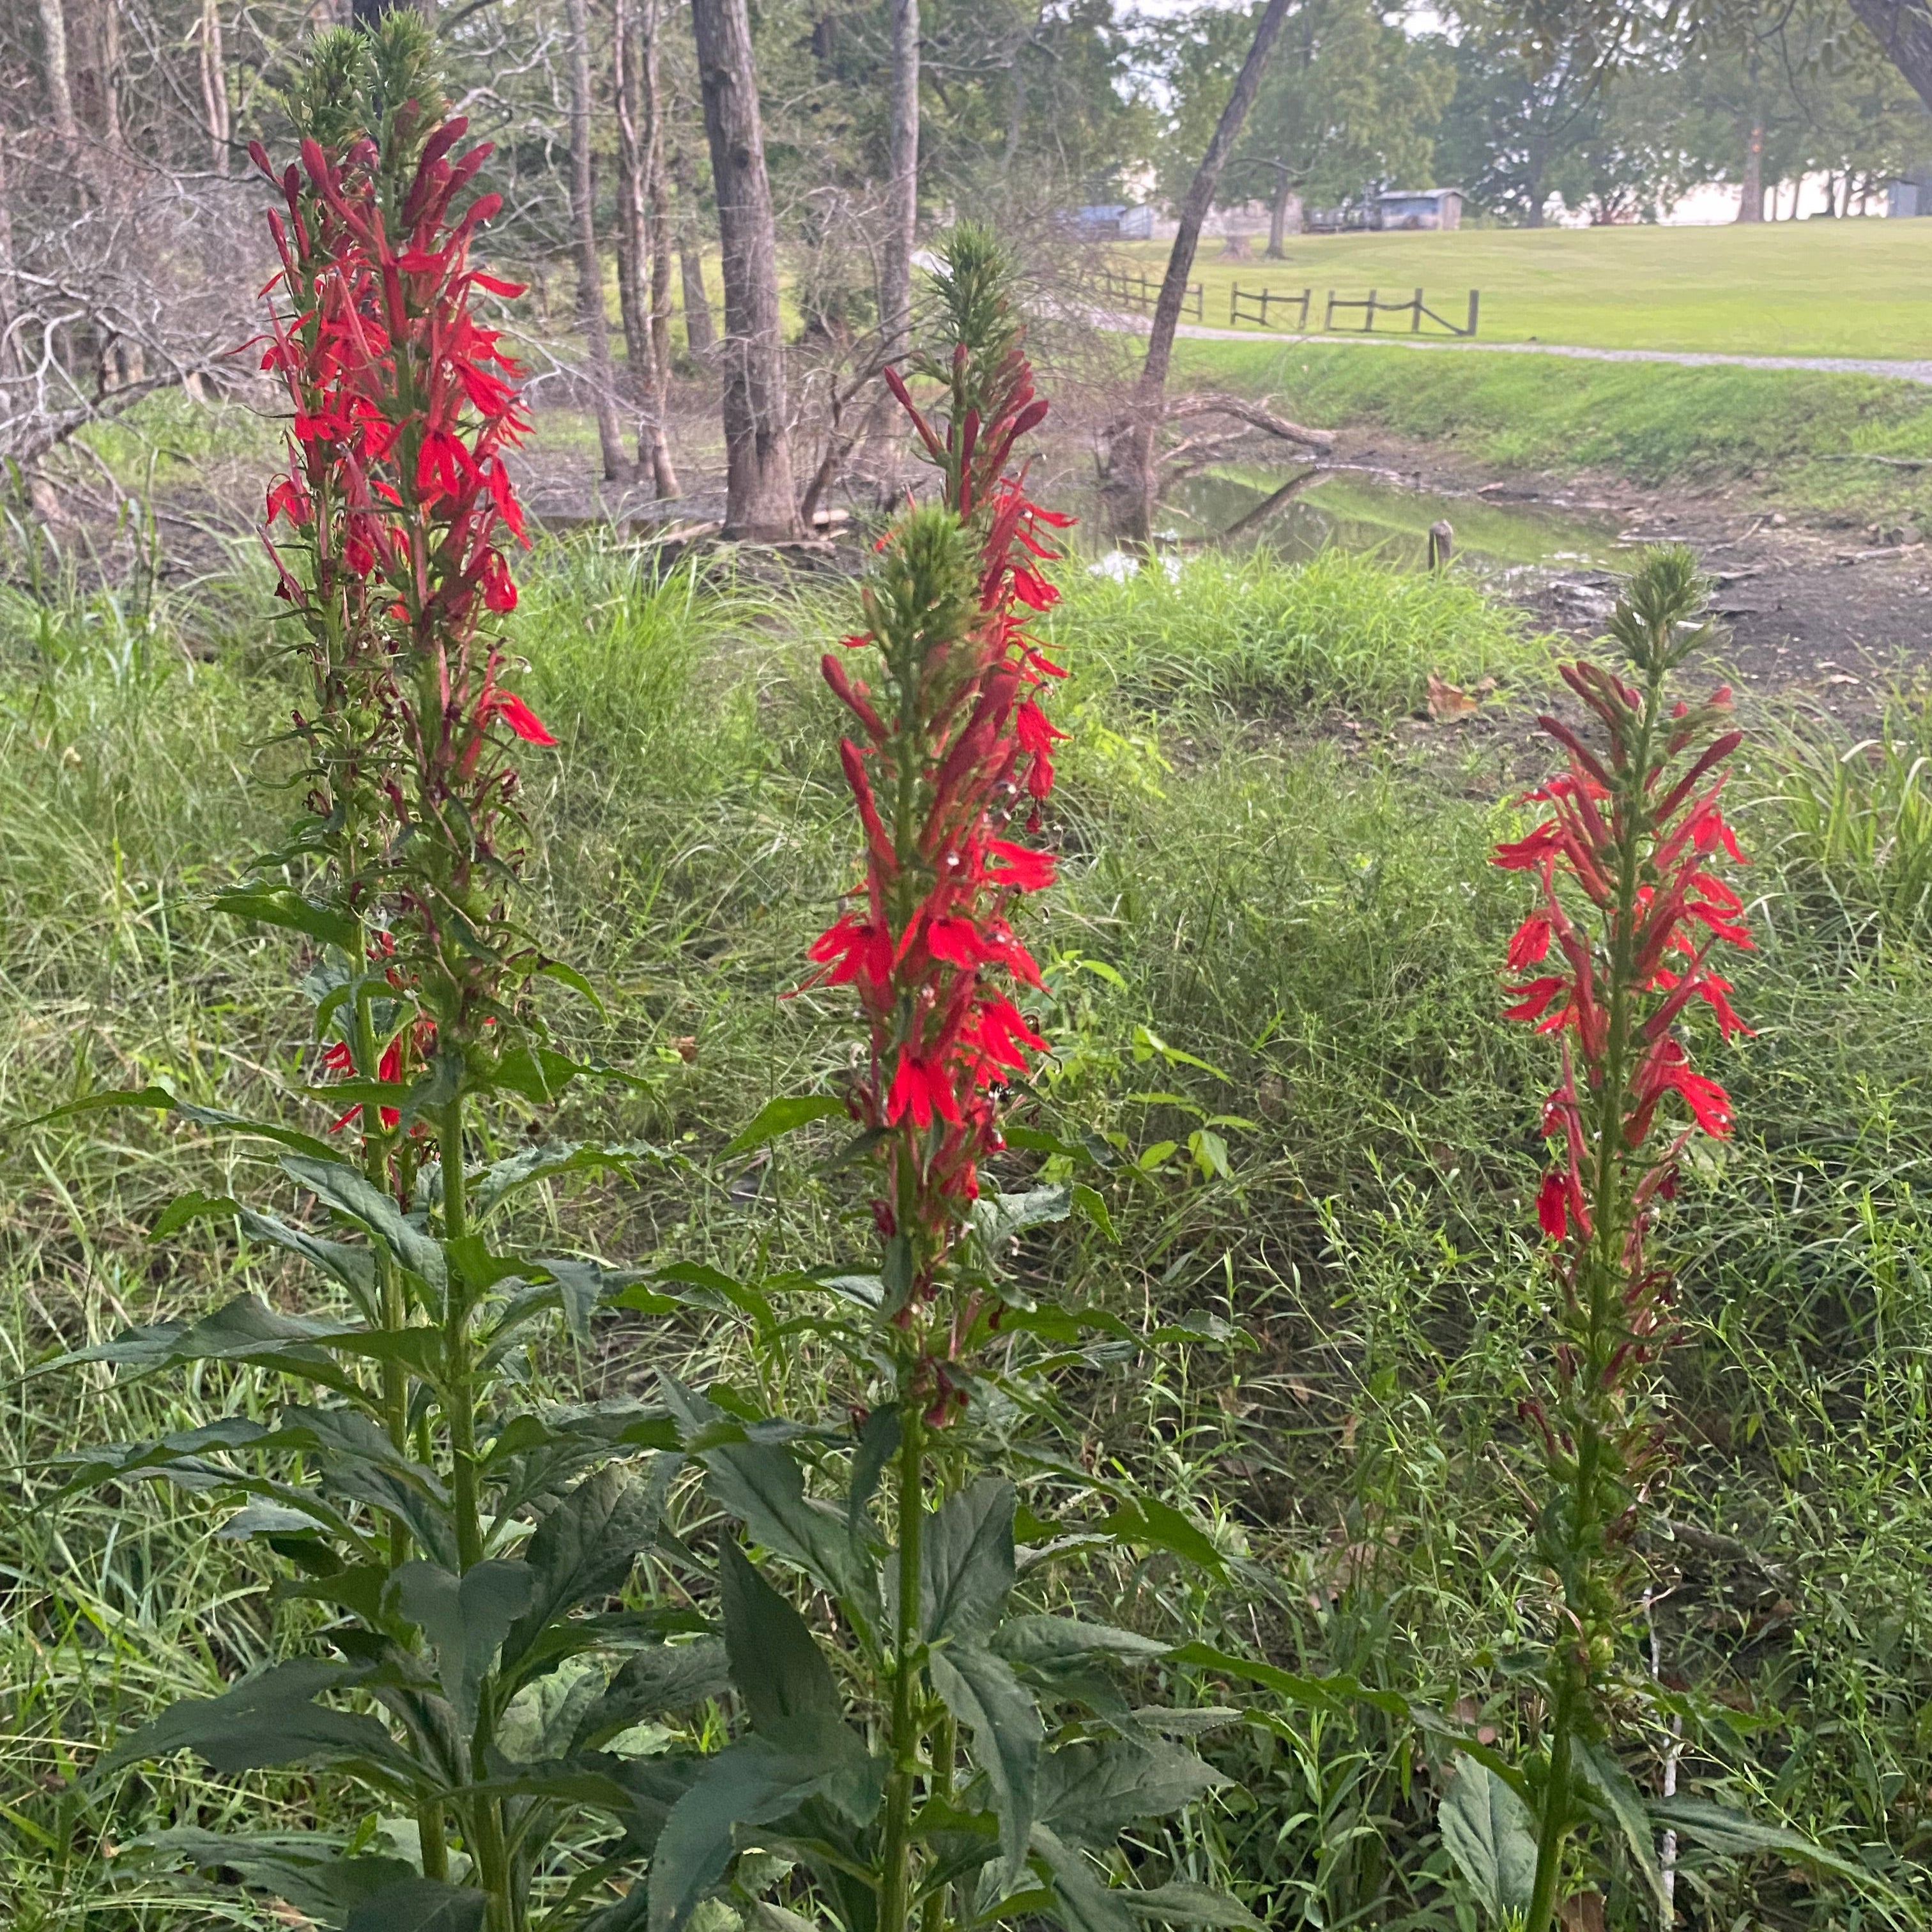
1114 218 1932 358
4 539 1931 1926
1178 335 1932 516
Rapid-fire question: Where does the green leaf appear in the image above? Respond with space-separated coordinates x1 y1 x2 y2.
283 1154 447 1294
721 1095 847 1160
238 1208 379 1306
847 1405 900 1537
151 1188 242 1239
1036 1738 1228 1847
928 1642 1041 1887
1651 1795 1875 1887
970 1184 1071 1257
720 1538 841 1735
1031 1825 1135 1932
473 1141 662 1217
1101 1497 1225 1580
668 1381 873 1631
344 1876 491 1932
493 1041 594 1105
502 1463 664 1675
921 1478 1016 1644
59 1292 357 1391
1070 1184 1116 1243
392 1560 536 1732
537 958 608 1015
647 1740 840 1932
213 884 362 953
30 1084 339 1162
1164 1643 1412 1722
1117 1883 1261 1929
96 1660 424 1788
1438 1756 1538 1917
994 1616 1169 1673
125 1828 420 1924
571 1642 733 1753
1572 1736 1669 1915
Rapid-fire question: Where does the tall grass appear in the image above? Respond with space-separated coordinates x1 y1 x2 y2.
3 535 1930 1927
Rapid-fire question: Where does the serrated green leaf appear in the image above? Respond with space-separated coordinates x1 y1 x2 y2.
151 1188 243 1239
344 1875 490 1931
1572 1736 1669 1914
502 1464 664 1676
1036 1738 1228 1847
494 1041 593 1104
921 1478 1015 1644
847 1405 900 1535
392 1560 536 1732
993 1615 1169 1673
213 884 363 953
1031 1825 1135 1932
929 1642 1041 1887
721 1539 841 1735
571 1643 732 1753
237 1207 379 1306
282 1154 447 1294
647 1740 838 1932
1117 1882 1261 1929
30 1084 340 1162
970 1184 1071 1257
1650 1795 1874 1887
1165 1643 1412 1722
125 1827 420 1923
473 1141 661 1217
721 1095 847 1160
97 1660 423 1788
59 1292 358 1388
1438 1756 1538 1917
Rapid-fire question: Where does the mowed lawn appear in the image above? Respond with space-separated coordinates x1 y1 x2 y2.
1109 218 1932 359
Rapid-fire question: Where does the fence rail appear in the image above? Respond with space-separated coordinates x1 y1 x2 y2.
1091 266 1205 323
1322 286 1480 337
1230 284 1311 330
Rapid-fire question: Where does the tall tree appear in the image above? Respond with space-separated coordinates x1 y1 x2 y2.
671 139 718 360
880 0 919 358
691 0 801 539
641 0 677 380
197 0 229 175
615 0 678 494
567 0 629 480
1115 0 1294 540
38 0 78 146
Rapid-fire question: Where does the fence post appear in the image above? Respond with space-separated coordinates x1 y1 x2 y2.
1230 284 1238 326
1466 289 1480 337
1366 289 1377 332
1412 287 1423 334
1324 289 1335 330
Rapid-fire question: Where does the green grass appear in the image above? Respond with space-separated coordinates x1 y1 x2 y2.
1175 334 1932 512
1114 219 1932 360
5 535 1932 1926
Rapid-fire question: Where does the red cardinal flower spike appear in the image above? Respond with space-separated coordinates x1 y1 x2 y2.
1495 548 1755 1923
804 226 1069 1423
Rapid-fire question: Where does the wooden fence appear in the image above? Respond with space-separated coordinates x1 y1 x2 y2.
1092 266 1205 323
1322 287 1480 337
1225 284 1480 338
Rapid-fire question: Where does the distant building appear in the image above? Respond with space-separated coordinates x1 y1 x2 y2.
1377 188 1462 230
1070 203 1154 240
1889 169 1932 215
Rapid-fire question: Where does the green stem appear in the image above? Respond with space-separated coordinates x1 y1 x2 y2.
878 1401 927 1932
919 1708 957 1932
438 1090 511 1926
1526 1672 1577 1932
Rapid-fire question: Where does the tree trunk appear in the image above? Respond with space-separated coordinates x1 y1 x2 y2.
1266 169 1296 256
1736 123 1763 220
567 0 629 481
691 0 801 539
1112 0 1294 542
880 0 918 360
671 142 719 360
1848 0 1932 115
38 0 78 145
642 0 677 380
198 0 229 174
613 0 678 493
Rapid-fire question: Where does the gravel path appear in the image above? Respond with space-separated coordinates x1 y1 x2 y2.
1098 309 1932 385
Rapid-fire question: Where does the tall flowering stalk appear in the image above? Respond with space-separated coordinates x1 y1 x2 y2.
48 35 714 1932
1495 548 1751 1926
652 227 1245 1932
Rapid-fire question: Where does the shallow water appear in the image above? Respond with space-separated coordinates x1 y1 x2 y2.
1162 465 1628 572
